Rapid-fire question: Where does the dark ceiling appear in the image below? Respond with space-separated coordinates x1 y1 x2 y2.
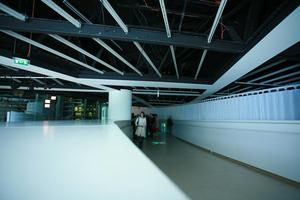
0 0 299 106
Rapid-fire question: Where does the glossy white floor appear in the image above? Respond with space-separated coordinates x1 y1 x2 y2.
0 121 188 200
143 135 300 200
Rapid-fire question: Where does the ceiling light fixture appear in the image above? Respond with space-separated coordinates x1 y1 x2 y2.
63 0 91 24
49 34 124 75
133 42 162 77
0 2 27 21
159 0 179 78
194 0 227 80
159 0 171 38
98 0 128 33
207 0 227 43
41 0 81 28
1 30 104 75
170 45 179 78
63 0 142 76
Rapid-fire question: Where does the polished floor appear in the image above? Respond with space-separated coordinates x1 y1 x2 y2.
142 133 300 200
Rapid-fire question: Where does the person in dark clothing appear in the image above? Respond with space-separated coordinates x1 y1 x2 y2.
167 116 173 134
152 114 158 133
132 113 137 142
146 114 150 137
148 114 154 139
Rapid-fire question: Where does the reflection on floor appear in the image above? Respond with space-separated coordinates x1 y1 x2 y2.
142 133 300 200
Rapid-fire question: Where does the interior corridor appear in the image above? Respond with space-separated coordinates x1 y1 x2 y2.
142 134 300 200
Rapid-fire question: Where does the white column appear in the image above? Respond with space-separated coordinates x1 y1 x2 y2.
108 89 132 121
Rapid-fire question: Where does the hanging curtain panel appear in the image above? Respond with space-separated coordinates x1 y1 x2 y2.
152 86 300 121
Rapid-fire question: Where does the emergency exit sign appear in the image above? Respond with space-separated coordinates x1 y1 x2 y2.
13 57 30 66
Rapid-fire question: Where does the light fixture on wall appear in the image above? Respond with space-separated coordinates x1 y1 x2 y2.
44 104 50 108
51 96 57 100
45 99 51 104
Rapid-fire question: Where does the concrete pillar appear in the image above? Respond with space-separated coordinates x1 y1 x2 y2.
108 89 132 121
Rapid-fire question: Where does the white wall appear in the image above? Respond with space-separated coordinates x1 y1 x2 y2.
151 86 300 183
172 120 300 183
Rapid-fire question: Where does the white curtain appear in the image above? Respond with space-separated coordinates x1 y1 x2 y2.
152 88 300 120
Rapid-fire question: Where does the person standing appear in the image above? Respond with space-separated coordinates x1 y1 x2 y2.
131 113 137 142
135 111 147 149
167 116 173 134
148 114 154 139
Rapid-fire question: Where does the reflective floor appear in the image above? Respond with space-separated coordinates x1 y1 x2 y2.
143 133 300 200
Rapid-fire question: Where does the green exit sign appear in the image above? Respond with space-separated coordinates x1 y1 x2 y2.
13 57 30 66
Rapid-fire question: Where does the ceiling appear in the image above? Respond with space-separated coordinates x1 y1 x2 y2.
0 0 299 106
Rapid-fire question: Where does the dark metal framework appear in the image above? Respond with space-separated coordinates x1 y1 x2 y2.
0 16 245 53
0 0 299 106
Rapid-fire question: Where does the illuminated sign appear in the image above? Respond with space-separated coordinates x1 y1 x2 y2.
13 57 30 66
